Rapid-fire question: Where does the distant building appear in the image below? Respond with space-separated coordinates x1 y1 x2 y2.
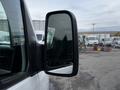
0 19 9 31
32 20 45 31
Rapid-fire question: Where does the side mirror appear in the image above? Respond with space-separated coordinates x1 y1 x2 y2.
44 10 78 77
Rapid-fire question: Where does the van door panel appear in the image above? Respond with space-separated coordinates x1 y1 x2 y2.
7 72 49 90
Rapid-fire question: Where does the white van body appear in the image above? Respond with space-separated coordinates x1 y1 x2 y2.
8 72 49 90
86 36 99 45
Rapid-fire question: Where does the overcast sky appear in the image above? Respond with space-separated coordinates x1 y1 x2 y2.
25 0 120 30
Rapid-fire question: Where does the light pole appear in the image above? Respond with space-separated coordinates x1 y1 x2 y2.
92 23 96 32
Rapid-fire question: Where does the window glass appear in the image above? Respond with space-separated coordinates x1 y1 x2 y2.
0 2 10 47
0 0 26 77
36 34 42 41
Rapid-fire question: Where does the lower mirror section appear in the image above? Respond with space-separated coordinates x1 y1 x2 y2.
48 65 73 74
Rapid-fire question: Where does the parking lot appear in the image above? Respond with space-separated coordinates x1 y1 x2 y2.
49 48 120 90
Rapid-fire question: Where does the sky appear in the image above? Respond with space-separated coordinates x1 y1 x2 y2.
25 0 120 31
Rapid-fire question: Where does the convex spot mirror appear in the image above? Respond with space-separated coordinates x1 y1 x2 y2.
45 11 78 77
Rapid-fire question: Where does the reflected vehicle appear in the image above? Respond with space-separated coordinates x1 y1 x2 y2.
35 30 45 45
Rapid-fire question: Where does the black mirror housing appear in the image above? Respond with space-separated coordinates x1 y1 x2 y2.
44 10 79 77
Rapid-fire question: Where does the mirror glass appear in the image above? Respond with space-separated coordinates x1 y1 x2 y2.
46 13 74 74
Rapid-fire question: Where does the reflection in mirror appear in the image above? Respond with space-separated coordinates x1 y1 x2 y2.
46 13 73 74
0 2 10 47
49 65 73 74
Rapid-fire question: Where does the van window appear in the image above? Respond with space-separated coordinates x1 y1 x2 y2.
36 34 42 41
0 2 12 75
0 2 10 47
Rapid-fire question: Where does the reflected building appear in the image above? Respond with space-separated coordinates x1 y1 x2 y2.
0 19 8 32
32 20 45 31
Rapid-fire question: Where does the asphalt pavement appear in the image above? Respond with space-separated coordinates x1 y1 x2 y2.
49 48 120 90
